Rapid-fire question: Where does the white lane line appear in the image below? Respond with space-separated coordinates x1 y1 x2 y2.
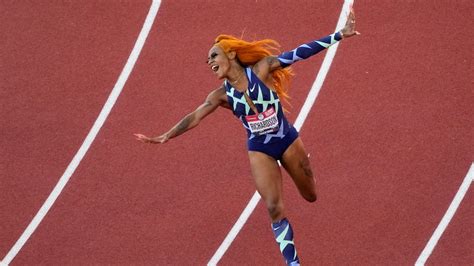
0 1 161 265
415 162 474 265
207 1 354 265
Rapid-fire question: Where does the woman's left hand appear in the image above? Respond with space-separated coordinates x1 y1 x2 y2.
340 8 360 38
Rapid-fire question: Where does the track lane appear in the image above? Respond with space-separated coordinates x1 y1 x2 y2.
2 2 340 263
5 1 346 264
427 184 473 265
0 1 150 260
3 0 472 265
221 0 473 264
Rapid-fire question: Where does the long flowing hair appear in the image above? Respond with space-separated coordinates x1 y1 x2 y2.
214 34 294 108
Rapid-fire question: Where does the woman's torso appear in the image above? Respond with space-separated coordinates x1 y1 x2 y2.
224 67 292 144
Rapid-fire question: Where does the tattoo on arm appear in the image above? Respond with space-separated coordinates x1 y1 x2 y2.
266 56 280 68
173 100 213 136
255 56 280 76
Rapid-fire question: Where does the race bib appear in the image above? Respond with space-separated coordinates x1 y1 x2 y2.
245 107 279 135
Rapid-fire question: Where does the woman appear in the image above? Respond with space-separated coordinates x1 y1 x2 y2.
135 9 359 265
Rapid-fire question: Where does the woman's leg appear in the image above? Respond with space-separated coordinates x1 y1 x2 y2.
248 151 285 221
280 137 318 202
249 151 300 265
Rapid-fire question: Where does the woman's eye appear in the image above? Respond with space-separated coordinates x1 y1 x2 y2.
207 52 218 63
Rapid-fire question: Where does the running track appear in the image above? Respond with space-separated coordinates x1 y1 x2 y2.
1 0 473 265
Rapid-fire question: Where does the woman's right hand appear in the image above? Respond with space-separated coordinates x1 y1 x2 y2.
134 133 170 144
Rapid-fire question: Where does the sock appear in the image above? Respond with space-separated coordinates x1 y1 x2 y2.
272 218 300 265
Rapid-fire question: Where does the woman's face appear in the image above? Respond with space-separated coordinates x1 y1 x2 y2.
207 45 230 79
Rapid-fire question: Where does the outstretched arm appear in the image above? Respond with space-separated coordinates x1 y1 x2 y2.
134 85 229 144
276 31 342 68
254 9 360 77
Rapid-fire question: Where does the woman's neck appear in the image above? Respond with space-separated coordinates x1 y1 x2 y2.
227 64 246 88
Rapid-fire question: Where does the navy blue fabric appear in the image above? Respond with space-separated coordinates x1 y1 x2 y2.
272 218 300 265
225 67 292 145
278 32 342 68
248 125 298 161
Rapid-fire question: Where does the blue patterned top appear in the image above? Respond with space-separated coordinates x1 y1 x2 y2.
224 67 291 144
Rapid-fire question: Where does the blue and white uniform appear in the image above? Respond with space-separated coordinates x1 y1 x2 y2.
224 67 298 160
225 32 343 265
224 32 343 161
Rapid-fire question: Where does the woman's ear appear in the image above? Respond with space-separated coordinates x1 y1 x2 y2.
227 50 236 60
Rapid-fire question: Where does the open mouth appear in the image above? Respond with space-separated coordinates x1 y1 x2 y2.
211 65 219 72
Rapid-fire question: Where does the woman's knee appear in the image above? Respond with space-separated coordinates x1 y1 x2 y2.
303 191 317 202
266 200 284 220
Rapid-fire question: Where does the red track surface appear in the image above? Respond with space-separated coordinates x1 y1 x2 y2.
1 0 472 265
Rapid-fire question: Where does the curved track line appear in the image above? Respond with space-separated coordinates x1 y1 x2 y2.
0 1 161 265
415 162 474 265
207 1 354 264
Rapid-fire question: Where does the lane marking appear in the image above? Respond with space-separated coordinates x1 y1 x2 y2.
207 1 354 264
0 1 161 265
415 162 474 265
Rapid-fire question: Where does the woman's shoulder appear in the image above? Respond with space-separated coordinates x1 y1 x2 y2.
248 65 275 91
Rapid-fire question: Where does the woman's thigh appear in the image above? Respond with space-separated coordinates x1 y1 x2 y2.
281 137 317 202
248 151 285 221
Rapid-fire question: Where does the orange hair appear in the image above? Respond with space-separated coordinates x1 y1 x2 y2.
214 34 294 108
